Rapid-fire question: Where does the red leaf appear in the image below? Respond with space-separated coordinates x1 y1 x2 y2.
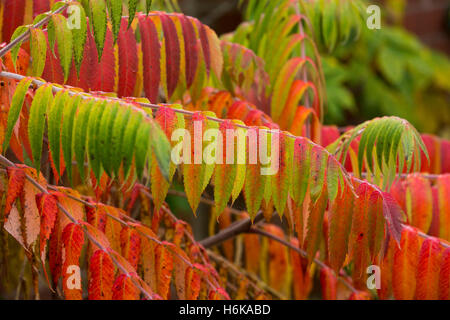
86 204 107 233
5 167 26 219
416 237 442 300
88 249 115 300
185 267 201 300
112 274 139 300
67 23 99 90
439 248 450 300
304 187 328 263
441 139 450 173
117 18 138 97
392 226 420 300
160 13 180 98
349 183 371 288
2 0 25 42
139 14 161 103
328 183 354 273
320 267 337 300
62 223 85 300
179 15 198 88
437 175 450 241
349 291 371 300
49 216 63 287
93 26 115 92
42 33 65 84
120 226 141 270
195 18 211 76
35 192 58 287
405 174 433 233
33 0 50 18
155 243 173 299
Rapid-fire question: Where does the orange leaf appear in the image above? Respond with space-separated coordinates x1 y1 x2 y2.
35 192 57 287
328 183 354 273
439 248 450 300
405 174 433 233
437 175 450 241
415 237 442 300
120 226 141 270
155 243 174 299
392 226 420 300
185 266 201 300
62 223 85 300
264 225 288 292
320 267 337 300
349 291 371 300
112 274 139 300
4 167 26 219
349 183 371 288
88 250 115 300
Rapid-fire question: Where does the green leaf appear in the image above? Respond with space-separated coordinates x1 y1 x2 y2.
135 121 151 181
70 4 87 75
327 157 340 203
364 120 385 174
28 85 53 173
110 106 131 176
108 0 123 43
375 118 394 171
62 95 81 183
231 121 247 203
146 0 153 14
291 137 311 208
47 90 69 178
30 28 47 77
322 0 338 52
72 99 94 182
121 111 144 180
50 14 73 82
90 0 107 60
128 0 138 29
10 26 28 69
202 112 219 191
310 146 328 203
3 78 33 153
98 102 119 176
149 121 172 182
87 100 107 180
271 133 294 217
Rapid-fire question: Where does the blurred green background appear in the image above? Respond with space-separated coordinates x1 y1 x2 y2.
175 0 450 137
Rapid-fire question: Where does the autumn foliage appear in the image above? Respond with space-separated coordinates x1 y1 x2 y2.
0 0 449 301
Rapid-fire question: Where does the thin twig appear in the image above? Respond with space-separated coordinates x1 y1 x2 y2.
207 249 288 300
199 211 264 248
0 154 153 299
0 3 70 58
49 185 222 292
248 227 358 293
15 258 27 300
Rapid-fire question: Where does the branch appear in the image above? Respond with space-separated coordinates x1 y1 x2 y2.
206 249 288 300
46 184 224 293
248 226 358 294
199 211 265 248
361 172 442 181
0 154 154 299
0 2 70 58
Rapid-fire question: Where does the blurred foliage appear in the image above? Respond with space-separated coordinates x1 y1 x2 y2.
321 2 450 137
221 0 449 136
322 25 450 136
